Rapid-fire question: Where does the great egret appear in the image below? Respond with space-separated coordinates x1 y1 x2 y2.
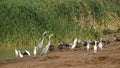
33 46 37 57
36 31 47 50
41 34 53 55
24 50 31 56
86 42 90 51
71 38 77 49
15 48 18 57
18 50 23 58
98 42 103 50
94 40 97 54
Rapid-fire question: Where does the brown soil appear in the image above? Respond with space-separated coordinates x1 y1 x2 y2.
0 42 120 68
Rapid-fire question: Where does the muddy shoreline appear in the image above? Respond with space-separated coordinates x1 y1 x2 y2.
0 43 120 68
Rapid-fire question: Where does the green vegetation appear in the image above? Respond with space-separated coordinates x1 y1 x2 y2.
0 0 120 47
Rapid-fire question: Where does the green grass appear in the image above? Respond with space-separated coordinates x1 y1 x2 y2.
0 0 120 47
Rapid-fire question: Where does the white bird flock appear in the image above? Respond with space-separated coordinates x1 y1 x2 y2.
14 31 105 58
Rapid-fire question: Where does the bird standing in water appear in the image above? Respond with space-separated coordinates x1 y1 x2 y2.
15 48 18 57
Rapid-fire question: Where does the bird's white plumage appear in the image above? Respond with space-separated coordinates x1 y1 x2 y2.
94 41 97 53
15 48 18 57
33 46 37 57
36 31 47 49
41 45 49 55
36 38 44 49
25 50 31 56
71 38 77 49
18 50 23 58
98 42 103 50
86 42 90 51
41 34 53 55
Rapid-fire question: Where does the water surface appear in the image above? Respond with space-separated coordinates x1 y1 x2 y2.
0 47 35 61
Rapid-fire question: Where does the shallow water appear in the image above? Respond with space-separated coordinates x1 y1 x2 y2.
0 47 35 61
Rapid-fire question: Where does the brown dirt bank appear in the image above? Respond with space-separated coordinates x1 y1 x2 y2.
0 42 120 68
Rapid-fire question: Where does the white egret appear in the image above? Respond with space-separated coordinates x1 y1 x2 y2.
86 42 90 51
15 48 19 57
98 42 103 50
71 38 77 49
94 40 97 54
36 31 47 50
18 50 23 58
24 50 31 56
33 46 37 57
41 34 53 55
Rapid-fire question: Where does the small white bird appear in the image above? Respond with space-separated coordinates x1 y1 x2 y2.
71 38 77 49
36 31 47 50
15 48 19 57
25 50 31 56
18 50 23 58
94 40 97 54
98 42 103 50
86 42 90 51
41 34 53 55
33 46 37 57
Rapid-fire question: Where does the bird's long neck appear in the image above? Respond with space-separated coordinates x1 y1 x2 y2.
74 38 77 45
87 42 89 46
19 51 21 54
34 47 36 50
48 37 51 46
95 41 97 46
42 36 45 42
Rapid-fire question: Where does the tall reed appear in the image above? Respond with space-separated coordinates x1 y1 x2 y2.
0 0 120 47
